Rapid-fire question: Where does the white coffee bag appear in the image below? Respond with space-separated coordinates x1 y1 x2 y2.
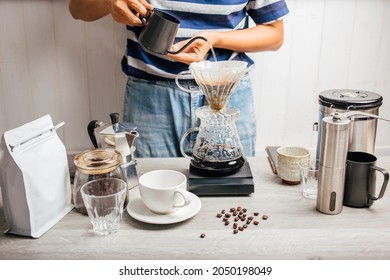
0 115 73 238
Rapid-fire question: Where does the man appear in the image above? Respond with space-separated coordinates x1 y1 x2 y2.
69 0 289 157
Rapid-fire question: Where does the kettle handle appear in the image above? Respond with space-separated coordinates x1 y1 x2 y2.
139 10 152 26
180 127 199 160
87 120 99 148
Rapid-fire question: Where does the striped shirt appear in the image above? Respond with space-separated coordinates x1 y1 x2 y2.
122 0 289 80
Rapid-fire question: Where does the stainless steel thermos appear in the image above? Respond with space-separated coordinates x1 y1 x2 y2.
316 111 390 215
316 89 383 160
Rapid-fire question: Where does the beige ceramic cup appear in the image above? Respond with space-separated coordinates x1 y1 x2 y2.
277 146 310 185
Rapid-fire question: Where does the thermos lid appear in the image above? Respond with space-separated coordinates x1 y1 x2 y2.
319 89 382 110
74 148 122 175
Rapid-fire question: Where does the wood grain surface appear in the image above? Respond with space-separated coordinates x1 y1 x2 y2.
1 156 390 260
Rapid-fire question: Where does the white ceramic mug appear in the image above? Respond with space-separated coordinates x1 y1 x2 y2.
138 170 191 214
277 146 310 185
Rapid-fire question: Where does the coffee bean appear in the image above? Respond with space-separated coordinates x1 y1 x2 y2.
213 206 269 236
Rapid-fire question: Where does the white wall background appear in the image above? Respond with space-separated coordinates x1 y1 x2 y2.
1 0 389 156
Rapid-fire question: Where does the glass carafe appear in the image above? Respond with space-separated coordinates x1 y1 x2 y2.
180 106 245 175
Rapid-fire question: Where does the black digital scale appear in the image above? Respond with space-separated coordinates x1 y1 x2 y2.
188 161 254 196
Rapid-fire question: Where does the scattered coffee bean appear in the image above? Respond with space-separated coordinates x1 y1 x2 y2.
213 206 269 236
200 233 206 238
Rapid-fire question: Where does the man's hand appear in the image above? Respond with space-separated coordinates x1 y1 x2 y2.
109 0 153 26
167 32 215 65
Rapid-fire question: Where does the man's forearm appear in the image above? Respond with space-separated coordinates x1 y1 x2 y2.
211 20 285 53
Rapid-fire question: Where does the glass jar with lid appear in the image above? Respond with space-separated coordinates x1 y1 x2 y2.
73 148 127 214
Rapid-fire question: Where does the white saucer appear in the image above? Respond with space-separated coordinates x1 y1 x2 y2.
127 187 202 224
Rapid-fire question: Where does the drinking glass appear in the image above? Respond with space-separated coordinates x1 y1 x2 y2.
81 178 127 235
299 160 319 199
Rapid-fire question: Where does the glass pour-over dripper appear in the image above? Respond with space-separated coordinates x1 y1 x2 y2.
188 61 248 111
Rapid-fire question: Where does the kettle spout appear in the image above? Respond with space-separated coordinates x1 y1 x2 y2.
125 130 139 149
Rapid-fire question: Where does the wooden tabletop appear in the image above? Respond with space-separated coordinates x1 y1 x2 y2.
1 156 390 260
